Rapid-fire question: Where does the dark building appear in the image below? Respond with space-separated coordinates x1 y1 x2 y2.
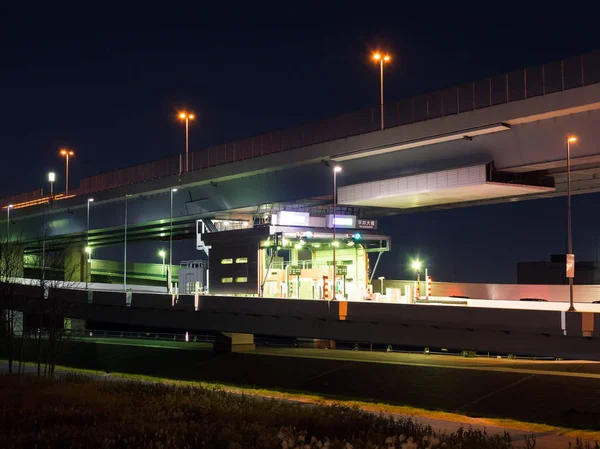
517 255 600 285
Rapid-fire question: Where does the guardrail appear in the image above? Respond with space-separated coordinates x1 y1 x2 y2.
2 51 600 208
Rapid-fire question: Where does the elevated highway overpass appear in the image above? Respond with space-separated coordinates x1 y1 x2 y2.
3 51 600 251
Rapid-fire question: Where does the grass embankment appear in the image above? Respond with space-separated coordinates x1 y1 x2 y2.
0 373 560 449
4 337 600 436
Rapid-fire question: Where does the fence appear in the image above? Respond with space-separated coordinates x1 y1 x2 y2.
3 51 600 208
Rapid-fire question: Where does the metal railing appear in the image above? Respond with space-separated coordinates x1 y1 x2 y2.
2 51 599 209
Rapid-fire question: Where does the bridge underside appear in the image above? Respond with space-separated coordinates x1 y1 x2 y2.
7 81 600 251
338 164 554 209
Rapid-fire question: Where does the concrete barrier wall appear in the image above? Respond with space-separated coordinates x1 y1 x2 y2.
196 296 339 320
131 293 172 309
344 302 565 335
174 296 195 310
89 291 126 307
379 280 600 303
62 302 600 361
6 285 600 360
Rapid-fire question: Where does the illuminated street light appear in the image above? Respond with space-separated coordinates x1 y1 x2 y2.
372 52 391 130
566 136 578 312
178 112 195 173
123 194 132 291
332 165 342 300
411 259 422 299
60 149 74 196
85 198 94 290
169 188 177 293
48 172 56 197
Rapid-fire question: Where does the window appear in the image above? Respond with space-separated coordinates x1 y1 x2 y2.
186 282 196 294
221 277 233 283
221 259 233 265
235 257 248 264
235 277 248 283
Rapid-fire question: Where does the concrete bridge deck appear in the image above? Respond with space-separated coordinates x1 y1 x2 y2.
4 282 600 360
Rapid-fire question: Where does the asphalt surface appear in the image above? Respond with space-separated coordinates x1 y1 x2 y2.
3 337 600 432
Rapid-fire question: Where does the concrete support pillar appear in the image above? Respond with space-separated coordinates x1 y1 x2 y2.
63 245 85 282
214 332 255 353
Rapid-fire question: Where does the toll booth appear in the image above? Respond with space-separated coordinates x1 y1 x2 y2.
199 212 390 299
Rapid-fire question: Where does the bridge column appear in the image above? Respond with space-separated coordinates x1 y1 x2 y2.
214 332 255 353
63 245 85 282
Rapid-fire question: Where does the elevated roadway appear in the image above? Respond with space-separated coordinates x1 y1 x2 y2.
4 52 600 250
5 282 600 361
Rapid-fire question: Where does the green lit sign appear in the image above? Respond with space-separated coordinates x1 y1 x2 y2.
288 265 302 276
336 266 348 276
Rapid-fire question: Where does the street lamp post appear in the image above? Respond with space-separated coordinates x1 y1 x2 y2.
123 195 131 291
59 149 75 196
87 198 94 243
411 259 422 300
169 188 178 293
178 112 195 173
85 246 92 289
6 204 13 241
373 53 391 130
48 172 56 198
86 198 94 289
567 136 578 312
332 166 342 300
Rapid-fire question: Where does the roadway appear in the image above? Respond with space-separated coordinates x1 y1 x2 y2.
5 334 600 432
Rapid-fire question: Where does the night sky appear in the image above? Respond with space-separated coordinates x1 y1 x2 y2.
3 3 600 283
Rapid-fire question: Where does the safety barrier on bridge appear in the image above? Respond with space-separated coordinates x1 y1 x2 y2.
2 49 600 209
3 283 600 359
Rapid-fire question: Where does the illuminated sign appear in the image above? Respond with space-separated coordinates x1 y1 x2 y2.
288 265 302 276
326 214 356 228
357 219 377 230
278 211 310 226
335 217 354 226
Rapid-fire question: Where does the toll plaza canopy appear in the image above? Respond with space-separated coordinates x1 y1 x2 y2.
199 212 390 300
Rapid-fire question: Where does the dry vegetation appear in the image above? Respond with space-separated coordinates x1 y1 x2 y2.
2 374 598 449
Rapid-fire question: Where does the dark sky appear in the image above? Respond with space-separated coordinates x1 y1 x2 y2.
3 3 600 282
